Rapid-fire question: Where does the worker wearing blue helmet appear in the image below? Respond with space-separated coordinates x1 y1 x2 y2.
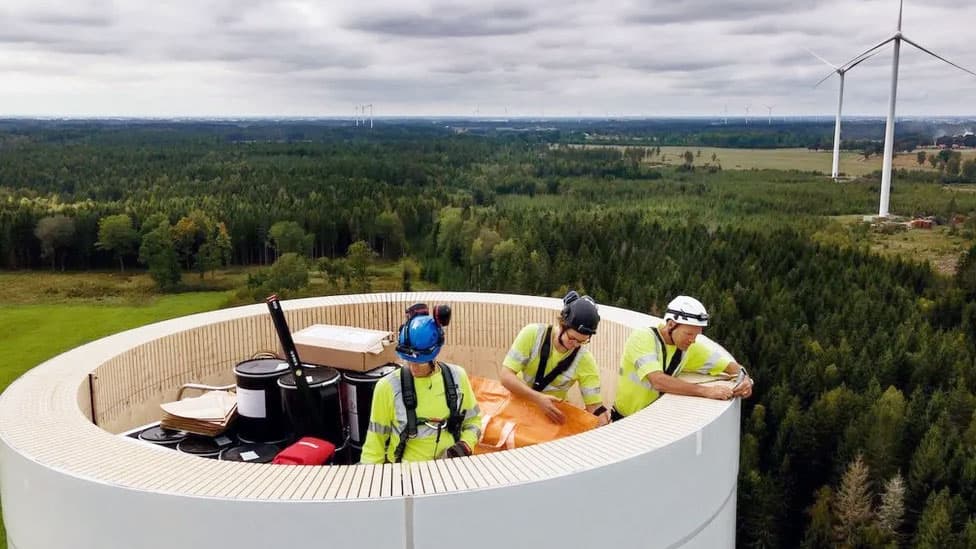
360 304 482 463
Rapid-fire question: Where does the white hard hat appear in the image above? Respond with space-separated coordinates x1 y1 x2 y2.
664 295 709 327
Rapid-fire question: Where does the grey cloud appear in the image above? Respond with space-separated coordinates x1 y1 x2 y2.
1 0 974 116
27 12 114 27
162 26 369 72
345 5 539 37
0 30 126 56
627 0 826 25
432 63 483 75
627 58 731 73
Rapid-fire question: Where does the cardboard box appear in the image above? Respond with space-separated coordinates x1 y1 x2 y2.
290 324 398 372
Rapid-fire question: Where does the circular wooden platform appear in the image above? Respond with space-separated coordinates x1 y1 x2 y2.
0 292 740 549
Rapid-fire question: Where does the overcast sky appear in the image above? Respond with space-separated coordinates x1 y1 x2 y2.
1 0 974 118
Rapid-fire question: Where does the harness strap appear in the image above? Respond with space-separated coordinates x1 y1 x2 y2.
532 325 581 392
652 326 683 376
393 363 463 463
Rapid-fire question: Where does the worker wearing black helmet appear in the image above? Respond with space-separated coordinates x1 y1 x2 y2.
499 291 611 425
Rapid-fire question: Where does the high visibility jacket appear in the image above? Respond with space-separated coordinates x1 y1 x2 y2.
502 323 603 406
614 325 734 417
360 362 481 464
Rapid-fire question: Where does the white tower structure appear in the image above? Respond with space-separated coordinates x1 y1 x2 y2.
807 48 880 180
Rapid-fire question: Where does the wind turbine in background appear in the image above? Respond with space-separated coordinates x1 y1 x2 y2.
807 48 881 180
837 0 976 217
764 105 774 125
355 105 360 127
744 104 751 124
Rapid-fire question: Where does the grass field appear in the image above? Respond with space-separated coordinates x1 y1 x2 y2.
569 144 976 176
815 215 975 275
0 287 233 548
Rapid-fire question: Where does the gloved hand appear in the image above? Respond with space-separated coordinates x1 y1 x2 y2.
443 441 471 459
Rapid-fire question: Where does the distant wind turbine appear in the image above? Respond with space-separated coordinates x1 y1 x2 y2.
808 47 881 179
744 104 751 124
764 105 774 125
838 0 976 217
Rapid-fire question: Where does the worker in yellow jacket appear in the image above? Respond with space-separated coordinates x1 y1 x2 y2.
500 291 611 426
361 304 481 463
613 295 754 419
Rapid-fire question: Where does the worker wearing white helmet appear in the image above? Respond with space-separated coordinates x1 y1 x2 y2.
613 295 754 419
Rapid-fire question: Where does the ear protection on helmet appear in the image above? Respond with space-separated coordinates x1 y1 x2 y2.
395 302 451 358
560 291 580 323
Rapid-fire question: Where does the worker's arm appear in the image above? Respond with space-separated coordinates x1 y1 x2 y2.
725 362 754 398
359 379 395 464
577 354 609 425
457 371 482 451
500 324 566 423
647 371 733 400
499 366 565 424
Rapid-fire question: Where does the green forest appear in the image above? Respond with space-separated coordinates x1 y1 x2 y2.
2 120 976 547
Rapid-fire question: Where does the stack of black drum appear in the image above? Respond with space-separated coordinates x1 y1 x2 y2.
137 357 399 465
234 357 399 464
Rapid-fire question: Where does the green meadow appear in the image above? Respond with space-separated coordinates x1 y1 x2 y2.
0 284 232 547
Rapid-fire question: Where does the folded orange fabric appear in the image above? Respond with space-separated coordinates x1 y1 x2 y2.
471 376 598 454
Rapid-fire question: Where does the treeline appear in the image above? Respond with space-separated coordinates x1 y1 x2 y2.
3 126 976 272
0 135 507 270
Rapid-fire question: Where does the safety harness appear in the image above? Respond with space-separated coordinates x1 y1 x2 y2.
392 362 464 463
652 326 684 376
612 326 685 422
531 325 581 392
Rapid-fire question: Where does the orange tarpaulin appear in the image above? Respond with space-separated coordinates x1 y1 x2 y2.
471 376 598 454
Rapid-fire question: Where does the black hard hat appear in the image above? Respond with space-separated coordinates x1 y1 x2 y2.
560 290 600 335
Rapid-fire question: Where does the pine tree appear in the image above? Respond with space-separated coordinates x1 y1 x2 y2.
913 489 953 549
833 455 873 547
877 474 906 542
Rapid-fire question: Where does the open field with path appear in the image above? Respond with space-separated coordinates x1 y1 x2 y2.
566 144 976 176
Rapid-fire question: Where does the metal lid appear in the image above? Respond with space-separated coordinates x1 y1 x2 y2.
137 425 187 445
219 443 280 463
177 434 237 456
234 358 292 379
277 366 340 389
342 364 399 383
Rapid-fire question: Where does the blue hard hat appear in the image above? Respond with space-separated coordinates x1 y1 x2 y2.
396 315 444 363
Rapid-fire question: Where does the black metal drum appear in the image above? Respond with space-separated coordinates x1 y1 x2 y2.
137 425 187 447
219 442 280 463
340 364 399 446
278 366 344 447
234 358 292 443
177 434 237 459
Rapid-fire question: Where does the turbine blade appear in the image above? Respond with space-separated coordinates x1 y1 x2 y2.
845 48 884 71
838 36 896 70
805 48 837 69
901 36 976 79
814 70 836 88
897 0 904 32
